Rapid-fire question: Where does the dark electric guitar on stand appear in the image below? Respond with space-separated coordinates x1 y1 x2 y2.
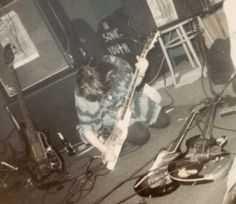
134 103 207 197
3 44 63 187
104 31 160 170
168 99 231 183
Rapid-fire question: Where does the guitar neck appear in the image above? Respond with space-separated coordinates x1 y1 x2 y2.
202 102 217 139
120 31 160 120
11 66 38 145
167 111 198 153
120 68 139 120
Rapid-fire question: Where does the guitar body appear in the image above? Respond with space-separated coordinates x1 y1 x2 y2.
20 123 63 182
105 108 131 170
185 135 218 160
134 150 181 197
168 135 229 183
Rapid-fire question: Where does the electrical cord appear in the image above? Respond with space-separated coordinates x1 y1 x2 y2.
60 143 145 203
199 120 236 134
160 72 176 110
54 158 109 204
192 14 236 100
94 157 155 204
191 17 214 99
40 156 100 204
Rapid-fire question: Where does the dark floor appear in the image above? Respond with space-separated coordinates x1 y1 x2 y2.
1 62 236 204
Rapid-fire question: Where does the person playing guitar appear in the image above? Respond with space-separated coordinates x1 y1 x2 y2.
74 31 170 170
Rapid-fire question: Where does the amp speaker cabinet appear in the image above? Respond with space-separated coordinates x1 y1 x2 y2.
121 0 210 36
7 70 80 149
207 38 234 84
202 0 224 12
0 0 72 98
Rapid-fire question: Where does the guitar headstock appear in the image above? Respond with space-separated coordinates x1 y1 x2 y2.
147 30 160 50
3 43 16 66
141 31 160 58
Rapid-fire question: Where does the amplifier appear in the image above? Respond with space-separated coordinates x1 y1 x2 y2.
207 39 234 85
121 0 212 36
203 0 224 11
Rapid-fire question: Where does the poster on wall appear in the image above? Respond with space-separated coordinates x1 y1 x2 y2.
0 10 39 68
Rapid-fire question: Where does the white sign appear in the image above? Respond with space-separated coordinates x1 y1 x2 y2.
0 10 39 68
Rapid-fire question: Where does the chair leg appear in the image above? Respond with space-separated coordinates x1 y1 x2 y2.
176 27 196 68
158 36 177 86
179 24 202 68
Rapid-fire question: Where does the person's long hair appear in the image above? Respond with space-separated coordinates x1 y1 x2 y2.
76 59 116 101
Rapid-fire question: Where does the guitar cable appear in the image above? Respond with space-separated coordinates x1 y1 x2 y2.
40 156 101 203
57 158 109 204
94 156 156 204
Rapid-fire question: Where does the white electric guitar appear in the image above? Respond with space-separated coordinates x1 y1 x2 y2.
104 31 160 170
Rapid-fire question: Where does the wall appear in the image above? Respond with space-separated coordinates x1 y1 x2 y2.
58 0 121 31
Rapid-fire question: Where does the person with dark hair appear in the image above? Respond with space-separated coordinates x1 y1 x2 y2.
75 55 170 163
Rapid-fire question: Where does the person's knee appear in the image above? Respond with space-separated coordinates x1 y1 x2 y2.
151 110 170 128
126 122 150 146
152 109 170 128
